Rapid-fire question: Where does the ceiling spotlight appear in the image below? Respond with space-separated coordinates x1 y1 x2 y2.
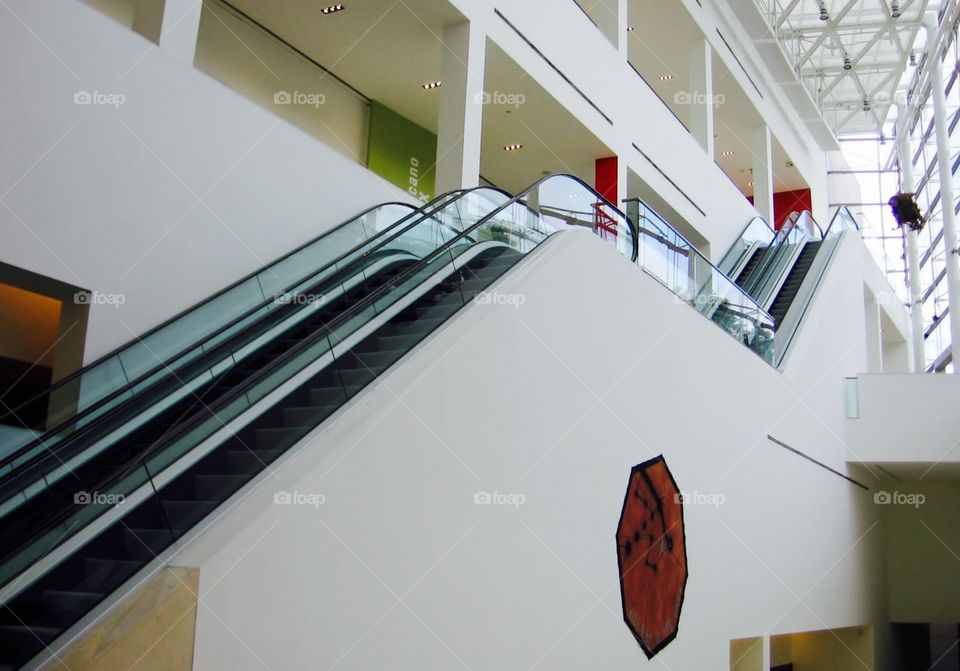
659 74 674 81
504 143 523 152
421 80 442 90
819 1 829 21
627 26 636 32
321 3 345 14
863 96 871 111
892 0 901 18
843 55 852 70
721 150 735 157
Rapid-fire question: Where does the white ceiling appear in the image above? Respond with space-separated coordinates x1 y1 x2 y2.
627 0 809 197
224 0 610 193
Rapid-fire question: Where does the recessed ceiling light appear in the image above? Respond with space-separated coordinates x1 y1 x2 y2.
659 74 674 81
421 80 442 90
504 144 523 152
322 3 345 14
721 150 735 157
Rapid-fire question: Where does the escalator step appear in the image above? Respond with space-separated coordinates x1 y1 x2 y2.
80 558 143 593
192 474 252 501
158 500 221 535
282 405 339 427
0 624 59 661
308 387 347 406
352 349 404 371
393 317 444 337
338 368 375 389
376 333 422 352
254 427 310 451
223 449 283 473
121 527 173 557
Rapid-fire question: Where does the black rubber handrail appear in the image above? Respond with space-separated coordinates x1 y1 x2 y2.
629 198 773 321
0 187 513 484
0 200 414 425
0 175 633 570
0 192 480 472
0 174 639 580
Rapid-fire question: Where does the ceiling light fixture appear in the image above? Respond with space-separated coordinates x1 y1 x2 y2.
843 54 852 71
321 3 345 14
721 150 735 157
659 74 674 81
627 26 636 32
891 0 901 18
819 1 829 21
421 80 442 90
863 96 871 112
909 50 917 66
504 143 523 152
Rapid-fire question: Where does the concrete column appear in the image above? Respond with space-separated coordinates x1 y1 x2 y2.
688 38 715 157
924 16 960 370
435 21 485 194
897 101 927 372
133 0 203 65
752 125 775 225
617 0 628 58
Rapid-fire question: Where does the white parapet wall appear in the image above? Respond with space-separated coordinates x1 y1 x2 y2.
0 0 413 362
847 373 960 465
167 230 892 670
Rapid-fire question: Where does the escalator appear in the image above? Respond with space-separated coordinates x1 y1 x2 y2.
721 208 860 364
767 240 822 327
733 247 767 289
0 175 637 670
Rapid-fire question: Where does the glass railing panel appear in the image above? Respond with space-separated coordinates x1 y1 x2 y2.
742 213 811 304
0 202 422 451
625 199 774 361
0 176 633 604
718 216 775 277
0 461 154 588
771 208 859 365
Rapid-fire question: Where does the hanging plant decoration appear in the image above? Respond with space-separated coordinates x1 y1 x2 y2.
888 192 925 232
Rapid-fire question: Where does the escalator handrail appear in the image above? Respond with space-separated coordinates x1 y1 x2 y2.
0 189 498 473
718 215 776 264
0 175 635 568
823 206 860 236
741 211 809 296
631 198 773 320
0 200 418 426
0 185 530 575
7 174 637 517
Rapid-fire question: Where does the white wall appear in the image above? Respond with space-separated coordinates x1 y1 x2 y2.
883 483 960 623
448 0 770 260
847 374 960 464
169 231 891 670
0 0 413 362
195 0 370 164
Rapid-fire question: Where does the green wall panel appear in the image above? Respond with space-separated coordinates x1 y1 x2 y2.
367 101 437 203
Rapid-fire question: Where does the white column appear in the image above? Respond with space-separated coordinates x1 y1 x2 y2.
752 125 775 225
897 101 927 372
688 39 715 157
133 0 203 65
617 0 628 58
924 16 960 370
435 21 485 194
